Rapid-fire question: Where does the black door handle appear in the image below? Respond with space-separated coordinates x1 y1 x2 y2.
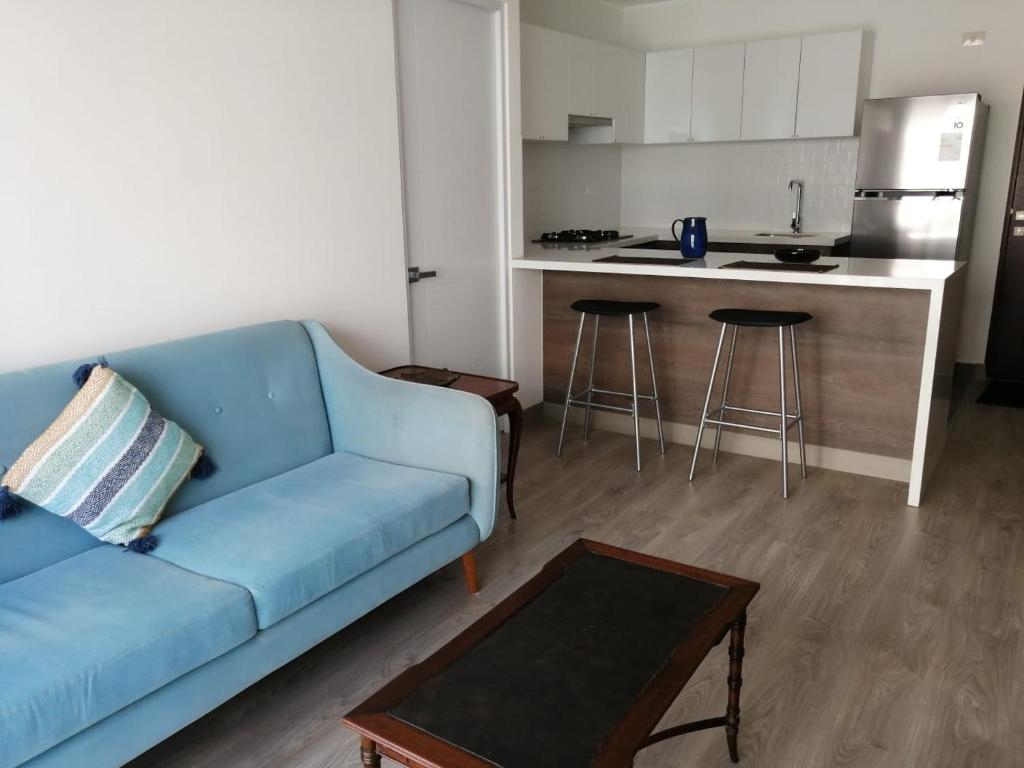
408 267 438 284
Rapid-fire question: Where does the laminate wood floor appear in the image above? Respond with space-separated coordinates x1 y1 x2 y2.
128 393 1024 768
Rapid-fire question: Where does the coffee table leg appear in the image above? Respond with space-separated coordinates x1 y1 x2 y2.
505 397 522 519
725 613 747 763
360 736 381 767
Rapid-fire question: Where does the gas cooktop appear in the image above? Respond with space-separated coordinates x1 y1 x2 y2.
533 229 632 244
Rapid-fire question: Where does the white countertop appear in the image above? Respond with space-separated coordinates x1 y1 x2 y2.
629 226 850 248
528 226 851 251
513 246 964 290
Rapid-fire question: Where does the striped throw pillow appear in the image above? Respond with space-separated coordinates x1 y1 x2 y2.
1 364 210 552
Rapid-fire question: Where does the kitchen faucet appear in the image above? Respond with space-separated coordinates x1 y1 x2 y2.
788 179 803 234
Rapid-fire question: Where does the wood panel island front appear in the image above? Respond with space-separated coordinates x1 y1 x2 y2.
511 248 967 506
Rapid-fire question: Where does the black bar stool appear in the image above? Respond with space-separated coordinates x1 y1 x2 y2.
689 308 812 498
556 299 665 471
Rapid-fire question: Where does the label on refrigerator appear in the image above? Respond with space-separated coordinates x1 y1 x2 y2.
938 132 963 162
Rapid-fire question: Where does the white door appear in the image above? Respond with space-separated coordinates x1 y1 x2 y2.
741 37 800 140
397 0 505 377
691 43 745 142
644 49 693 144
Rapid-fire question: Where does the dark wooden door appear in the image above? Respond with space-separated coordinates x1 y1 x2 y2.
986 88 1024 381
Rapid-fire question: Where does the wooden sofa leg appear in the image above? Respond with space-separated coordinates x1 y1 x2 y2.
461 551 480 595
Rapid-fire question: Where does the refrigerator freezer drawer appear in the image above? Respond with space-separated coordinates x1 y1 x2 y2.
850 196 963 260
856 94 981 191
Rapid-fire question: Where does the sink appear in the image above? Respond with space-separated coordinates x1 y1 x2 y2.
754 232 817 238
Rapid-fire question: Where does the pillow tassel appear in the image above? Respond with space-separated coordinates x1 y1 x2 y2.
191 451 217 480
126 535 158 554
72 361 108 389
0 486 22 521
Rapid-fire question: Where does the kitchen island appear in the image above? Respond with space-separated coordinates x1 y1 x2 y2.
510 246 966 506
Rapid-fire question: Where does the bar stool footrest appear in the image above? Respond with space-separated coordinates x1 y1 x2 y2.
567 399 635 415
706 406 802 425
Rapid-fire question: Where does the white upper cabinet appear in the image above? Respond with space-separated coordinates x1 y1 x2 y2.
691 43 745 142
521 24 864 145
521 23 568 141
597 44 645 143
567 34 595 117
520 24 644 144
796 30 865 138
644 49 693 143
568 38 645 143
591 41 619 121
619 48 646 144
741 37 801 140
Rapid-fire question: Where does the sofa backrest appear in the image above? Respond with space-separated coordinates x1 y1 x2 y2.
0 321 333 584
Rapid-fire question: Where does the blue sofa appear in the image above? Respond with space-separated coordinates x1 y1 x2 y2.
0 321 499 768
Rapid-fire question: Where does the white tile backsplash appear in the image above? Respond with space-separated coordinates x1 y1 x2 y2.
523 137 860 237
620 137 859 232
523 142 623 238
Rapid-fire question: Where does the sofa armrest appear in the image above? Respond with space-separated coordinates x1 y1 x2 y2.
302 321 500 541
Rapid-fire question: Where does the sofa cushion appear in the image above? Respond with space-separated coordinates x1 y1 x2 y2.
150 451 470 629
0 547 257 768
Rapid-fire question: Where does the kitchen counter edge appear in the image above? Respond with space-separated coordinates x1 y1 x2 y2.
511 251 965 291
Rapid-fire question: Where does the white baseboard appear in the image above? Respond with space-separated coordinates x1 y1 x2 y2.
543 403 911 483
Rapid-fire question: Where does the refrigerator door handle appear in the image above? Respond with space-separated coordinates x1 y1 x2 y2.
856 190 896 200
855 190 906 200
855 189 963 200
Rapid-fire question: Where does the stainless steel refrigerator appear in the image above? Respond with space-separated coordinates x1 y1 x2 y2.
851 94 989 260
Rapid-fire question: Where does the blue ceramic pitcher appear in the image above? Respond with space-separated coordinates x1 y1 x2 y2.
671 217 708 259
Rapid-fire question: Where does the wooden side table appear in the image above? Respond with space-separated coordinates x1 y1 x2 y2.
378 366 521 519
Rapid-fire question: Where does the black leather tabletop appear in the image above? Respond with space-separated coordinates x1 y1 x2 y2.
388 552 728 768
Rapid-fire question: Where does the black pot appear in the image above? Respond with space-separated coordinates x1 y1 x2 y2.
775 247 821 263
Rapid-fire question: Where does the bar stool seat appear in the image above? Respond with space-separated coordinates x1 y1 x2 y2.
571 299 662 316
557 299 665 471
709 308 812 327
690 307 812 498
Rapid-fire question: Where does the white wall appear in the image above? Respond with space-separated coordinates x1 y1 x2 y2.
621 138 858 232
523 143 623 236
0 0 411 374
622 0 1024 363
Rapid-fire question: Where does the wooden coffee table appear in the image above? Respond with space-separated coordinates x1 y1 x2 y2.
343 539 760 767
379 366 521 519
